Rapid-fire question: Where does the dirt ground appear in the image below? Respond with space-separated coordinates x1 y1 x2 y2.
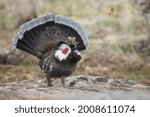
0 76 150 100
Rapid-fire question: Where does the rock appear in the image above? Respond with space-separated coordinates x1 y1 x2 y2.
0 47 29 65
0 76 150 99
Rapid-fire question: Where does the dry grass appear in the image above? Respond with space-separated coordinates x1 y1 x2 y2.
0 0 150 85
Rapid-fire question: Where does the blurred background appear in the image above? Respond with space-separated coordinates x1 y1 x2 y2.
0 0 150 85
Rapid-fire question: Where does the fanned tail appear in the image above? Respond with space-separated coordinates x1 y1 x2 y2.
12 13 88 58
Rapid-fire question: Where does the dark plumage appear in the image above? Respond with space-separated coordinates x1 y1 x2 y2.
12 14 88 86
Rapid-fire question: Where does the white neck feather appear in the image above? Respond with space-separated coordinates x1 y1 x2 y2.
54 44 71 61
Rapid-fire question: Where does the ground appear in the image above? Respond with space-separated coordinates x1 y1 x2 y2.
0 76 150 99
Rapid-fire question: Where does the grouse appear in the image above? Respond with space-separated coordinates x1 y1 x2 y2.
12 14 88 86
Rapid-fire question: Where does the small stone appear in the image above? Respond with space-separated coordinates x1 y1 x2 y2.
94 77 108 83
69 81 76 87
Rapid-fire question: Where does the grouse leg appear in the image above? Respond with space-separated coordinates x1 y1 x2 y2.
46 77 53 87
61 77 66 86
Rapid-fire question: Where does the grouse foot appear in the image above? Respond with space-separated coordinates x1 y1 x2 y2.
61 77 66 86
46 79 53 87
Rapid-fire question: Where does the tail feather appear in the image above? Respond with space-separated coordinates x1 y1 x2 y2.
21 36 35 51
12 14 88 58
23 32 36 47
16 40 39 57
17 30 37 52
13 36 42 58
